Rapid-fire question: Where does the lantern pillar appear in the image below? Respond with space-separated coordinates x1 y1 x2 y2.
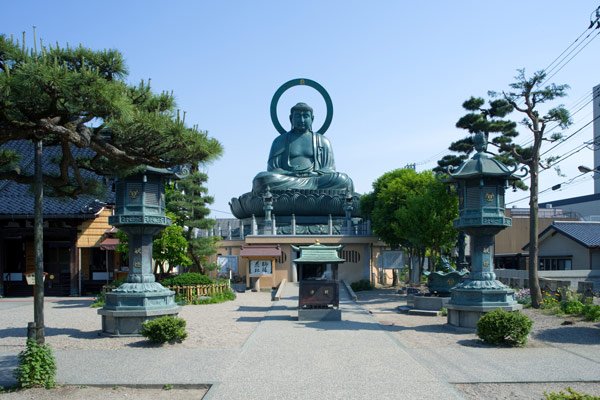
98 167 180 336
445 132 526 329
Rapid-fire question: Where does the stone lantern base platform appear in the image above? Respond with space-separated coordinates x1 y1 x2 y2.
446 286 522 329
446 303 522 329
298 307 342 322
98 288 180 336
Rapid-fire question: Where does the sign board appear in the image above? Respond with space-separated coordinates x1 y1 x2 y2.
24 273 47 285
217 255 238 275
378 251 404 269
249 259 272 275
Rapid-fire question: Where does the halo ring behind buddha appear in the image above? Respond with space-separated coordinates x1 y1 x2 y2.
270 78 334 135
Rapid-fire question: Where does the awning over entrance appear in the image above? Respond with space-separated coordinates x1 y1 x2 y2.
99 237 119 251
239 244 281 258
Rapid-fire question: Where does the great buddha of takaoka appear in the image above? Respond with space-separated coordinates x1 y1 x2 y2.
252 102 354 194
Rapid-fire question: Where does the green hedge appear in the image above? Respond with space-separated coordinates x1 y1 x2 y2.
160 273 213 286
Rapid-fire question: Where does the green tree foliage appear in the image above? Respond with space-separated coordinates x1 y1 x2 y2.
436 69 571 308
167 169 219 274
115 213 192 278
152 223 192 277
0 32 222 344
0 33 222 192
361 168 458 283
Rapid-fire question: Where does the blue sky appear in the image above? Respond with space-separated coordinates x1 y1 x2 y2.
4 1 600 217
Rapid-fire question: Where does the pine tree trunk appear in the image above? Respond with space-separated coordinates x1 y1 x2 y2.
528 160 543 308
33 140 45 344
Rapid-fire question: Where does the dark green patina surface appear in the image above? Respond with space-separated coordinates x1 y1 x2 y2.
446 132 525 314
230 79 360 224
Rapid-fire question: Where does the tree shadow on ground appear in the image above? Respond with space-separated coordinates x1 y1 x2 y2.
0 326 103 340
236 315 296 323
51 300 94 308
533 325 600 345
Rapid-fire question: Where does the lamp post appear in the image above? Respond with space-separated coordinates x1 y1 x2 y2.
445 132 527 328
98 167 180 335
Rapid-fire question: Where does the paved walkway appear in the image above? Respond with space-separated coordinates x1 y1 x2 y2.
1 284 599 399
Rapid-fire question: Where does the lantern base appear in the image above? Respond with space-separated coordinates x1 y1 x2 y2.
446 303 522 329
98 288 180 335
446 283 522 329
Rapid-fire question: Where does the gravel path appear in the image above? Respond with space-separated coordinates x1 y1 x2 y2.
0 290 273 352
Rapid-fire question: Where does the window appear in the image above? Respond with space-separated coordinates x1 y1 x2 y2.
539 257 572 271
340 250 360 263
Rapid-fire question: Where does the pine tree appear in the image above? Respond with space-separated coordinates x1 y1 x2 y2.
0 33 222 342
436 70 571 308
167 168 219 275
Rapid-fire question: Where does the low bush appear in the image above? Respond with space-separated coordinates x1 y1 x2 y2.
350 279 373 292
540 294 560 312
514 288 532 307
14 339 56 389
90 292 106 308
191 290 236 305
140 316 188 344
160 273 213 287
560 299 585 315
544 387 600 400
476 309 533 347
582 304 600 322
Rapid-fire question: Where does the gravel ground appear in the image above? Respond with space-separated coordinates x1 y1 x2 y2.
0 385 208 400
1 287 599 400
356 287 600 400
0 290 273 352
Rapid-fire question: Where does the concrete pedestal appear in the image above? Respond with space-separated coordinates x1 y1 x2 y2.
98 285 180 336
298 308 341 321
413 295 450 311
446 303 522 329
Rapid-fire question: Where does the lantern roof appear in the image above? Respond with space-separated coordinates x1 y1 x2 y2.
447 133 524 182
292 241 345 264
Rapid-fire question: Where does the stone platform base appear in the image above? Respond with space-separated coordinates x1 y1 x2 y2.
298 308 341 322
446 303 522 329
98 288 180 336
413 296 450 311
98 307 181 336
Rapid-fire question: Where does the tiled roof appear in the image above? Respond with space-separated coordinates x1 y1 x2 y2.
0 140 112 219
551 221 600 248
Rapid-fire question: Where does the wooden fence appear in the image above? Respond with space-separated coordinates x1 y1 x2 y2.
103 282 231 303
166 282 231 302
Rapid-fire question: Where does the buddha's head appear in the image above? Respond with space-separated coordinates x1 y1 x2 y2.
289 102 314 133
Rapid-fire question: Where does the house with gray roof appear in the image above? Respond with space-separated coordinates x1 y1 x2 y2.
0 141 118 297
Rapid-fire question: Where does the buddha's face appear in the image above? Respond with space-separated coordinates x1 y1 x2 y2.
290 110 314 132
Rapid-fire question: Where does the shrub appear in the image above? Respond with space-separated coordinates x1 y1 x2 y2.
90 292 106 308
191 290 236 305
160 273 213 287
476 309 533 347
140 316 188 344
14 339 56 389
544 387 600 399
515 288 532 307
540 293 560 311
560 299 585 315
582 304 600 322
350 279 373 292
